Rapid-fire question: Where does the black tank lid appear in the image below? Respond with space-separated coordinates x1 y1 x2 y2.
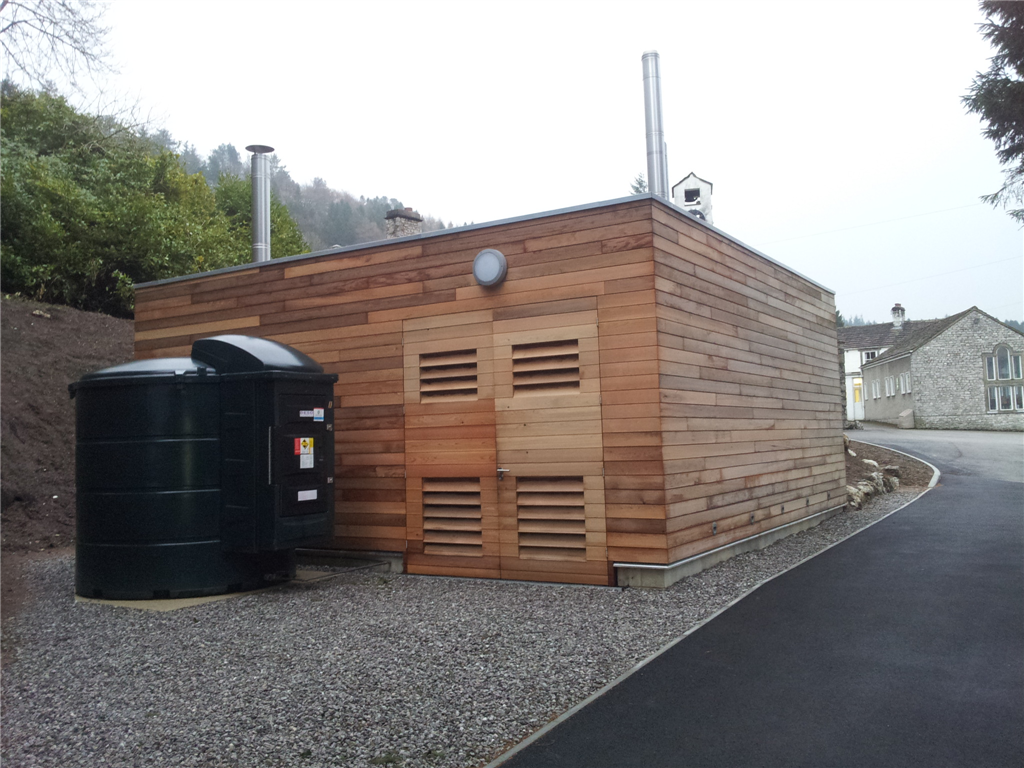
69 358 216 397
191 335 325 374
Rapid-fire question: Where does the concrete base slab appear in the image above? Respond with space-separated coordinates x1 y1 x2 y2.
75 570 342 612
616 504 847 588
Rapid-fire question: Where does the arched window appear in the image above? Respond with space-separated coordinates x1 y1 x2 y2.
986 347 1022 381
985 346 1024 412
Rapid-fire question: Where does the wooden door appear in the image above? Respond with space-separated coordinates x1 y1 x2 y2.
403 314 500 579
404 311 610 585
493 319 610 585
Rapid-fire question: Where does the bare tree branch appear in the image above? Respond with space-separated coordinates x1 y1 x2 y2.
0 0 113 90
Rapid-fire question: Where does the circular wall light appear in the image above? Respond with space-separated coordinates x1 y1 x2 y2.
472 248 508 287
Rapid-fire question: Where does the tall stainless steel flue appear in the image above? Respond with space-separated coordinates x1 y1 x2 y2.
642 51 670 200
246 144 274 263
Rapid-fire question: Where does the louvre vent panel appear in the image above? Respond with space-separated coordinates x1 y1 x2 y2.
517 476 587 561
419 350 477 401
512 340 580 395
422 478 482 556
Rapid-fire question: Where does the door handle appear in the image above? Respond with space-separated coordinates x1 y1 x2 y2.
497 468 510 480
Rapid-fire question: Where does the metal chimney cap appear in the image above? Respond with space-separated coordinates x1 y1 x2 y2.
245 144 275 154
642 50 659 57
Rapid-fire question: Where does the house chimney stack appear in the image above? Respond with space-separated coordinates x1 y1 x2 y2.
385 207 424 239
891 303 906 329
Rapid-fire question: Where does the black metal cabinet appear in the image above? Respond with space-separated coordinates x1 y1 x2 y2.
217 376 335 553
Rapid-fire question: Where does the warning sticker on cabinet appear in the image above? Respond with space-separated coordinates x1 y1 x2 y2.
297 489 318 502
299 408 325 422
294 437 314 469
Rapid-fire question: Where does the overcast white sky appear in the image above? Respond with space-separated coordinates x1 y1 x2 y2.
86 0 1023 323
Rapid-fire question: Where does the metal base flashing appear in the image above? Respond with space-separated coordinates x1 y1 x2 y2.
615 504 848 589
295 548 403 573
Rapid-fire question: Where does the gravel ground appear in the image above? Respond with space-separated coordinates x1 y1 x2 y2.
1 488 925 768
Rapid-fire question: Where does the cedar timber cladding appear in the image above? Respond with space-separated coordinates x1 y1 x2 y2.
133 196 846 587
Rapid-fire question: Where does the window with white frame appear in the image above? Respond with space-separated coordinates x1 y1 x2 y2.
986 347 1022 381
985 346 1024 413
863 350 877 364
871 380 881 399
988 385 1024 412
897 372 911 394
885 376 896 397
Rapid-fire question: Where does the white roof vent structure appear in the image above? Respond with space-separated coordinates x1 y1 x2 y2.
672 172 713 226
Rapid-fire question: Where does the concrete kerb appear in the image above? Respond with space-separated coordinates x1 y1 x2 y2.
484 469 942 767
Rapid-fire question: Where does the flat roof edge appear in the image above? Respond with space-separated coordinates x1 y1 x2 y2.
136 193 834 295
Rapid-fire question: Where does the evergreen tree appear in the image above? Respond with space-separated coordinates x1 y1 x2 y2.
179 142 205 175
213 173 308 260
963 1 1024 222
204 143 244 187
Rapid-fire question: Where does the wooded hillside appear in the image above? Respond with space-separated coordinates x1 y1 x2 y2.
172 139 453 252
0 82 453 317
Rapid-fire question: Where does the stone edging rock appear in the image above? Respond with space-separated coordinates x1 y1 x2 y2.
843 434 901 510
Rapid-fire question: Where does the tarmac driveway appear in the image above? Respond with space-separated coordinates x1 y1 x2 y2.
495 426 1024 767
857 423 1024 483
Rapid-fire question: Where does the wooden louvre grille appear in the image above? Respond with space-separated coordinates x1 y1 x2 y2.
422 478 483 556
512 339 580 395
419 349 477 401
516 477 586 561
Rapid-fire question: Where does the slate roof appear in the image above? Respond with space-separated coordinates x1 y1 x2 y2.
847 307 1024 370
836 319 944 351
865 308 979 367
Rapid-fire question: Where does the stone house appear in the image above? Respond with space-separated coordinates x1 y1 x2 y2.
859 306 1024 430
837 303 915 422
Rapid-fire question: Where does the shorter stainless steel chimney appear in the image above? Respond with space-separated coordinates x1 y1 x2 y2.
246 144 274 263
642 51 670 200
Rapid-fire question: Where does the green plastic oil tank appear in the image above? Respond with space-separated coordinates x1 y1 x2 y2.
70 336 337 600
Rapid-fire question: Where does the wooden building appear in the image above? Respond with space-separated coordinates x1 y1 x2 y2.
134 194 847 587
